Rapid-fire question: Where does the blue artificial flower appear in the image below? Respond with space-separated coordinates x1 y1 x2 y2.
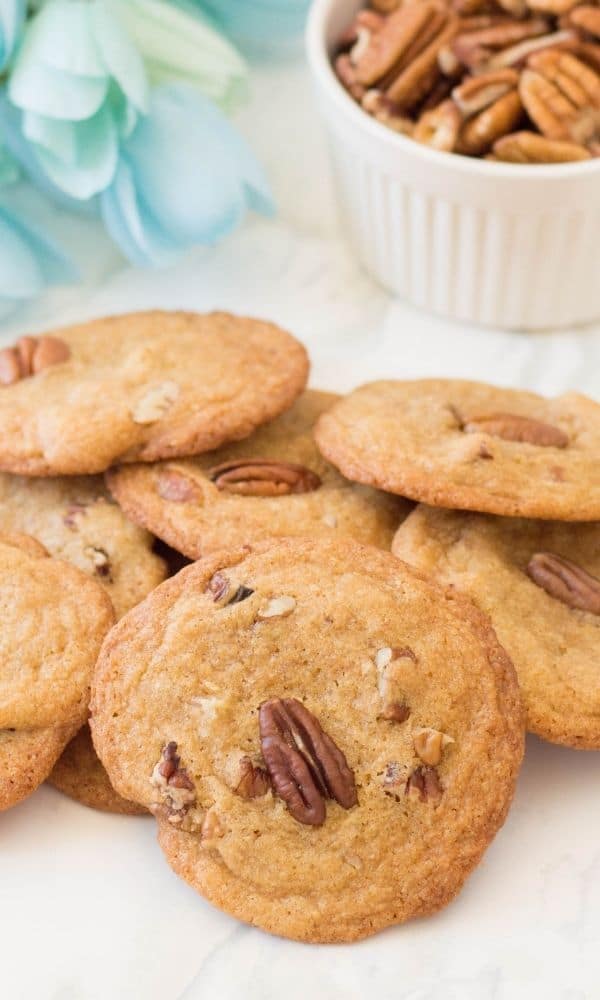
0 0 25 72
200 0 311 49
100 83 274 267
107 0 247 113
0 181 75 318
8 0 148 198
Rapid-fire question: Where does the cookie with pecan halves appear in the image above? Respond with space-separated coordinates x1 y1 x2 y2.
393 507 600 748
91 537 523 943
314 380 600 520
0 532 114 811
0 311 308 476
107 391 408 558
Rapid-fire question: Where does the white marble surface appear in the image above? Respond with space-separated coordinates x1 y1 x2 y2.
1 47 600 1000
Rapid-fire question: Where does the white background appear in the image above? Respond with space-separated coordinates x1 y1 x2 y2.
1 45 600 1000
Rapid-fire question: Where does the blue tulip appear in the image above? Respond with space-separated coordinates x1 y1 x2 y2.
0 181 75 318
0 0 25 72
101 83 274 266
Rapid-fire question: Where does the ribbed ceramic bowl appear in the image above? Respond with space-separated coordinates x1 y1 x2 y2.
306 0 600 329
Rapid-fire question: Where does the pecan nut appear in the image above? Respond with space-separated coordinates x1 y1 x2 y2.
485 29 576 71
406 765 443 803
527 552 600 614
463 412 569 447
569 6 600 40
0 334 70 386
207 571 254 606
414 99 461 150
151 741 196 819
386 17 459 111
208 460 321 497
493 129 591 159
235 756 271 798
259 698 357 826
131 381 179 425
413 727 454 765
157 468 203 503
452 68 519 116
361 89 415 133
520 52 600 142
354 3 443 86
457 88 523 155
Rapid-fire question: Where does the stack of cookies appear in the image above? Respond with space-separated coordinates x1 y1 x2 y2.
1 311 597 944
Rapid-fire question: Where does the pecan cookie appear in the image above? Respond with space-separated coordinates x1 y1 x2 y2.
0 472 166 813
0 533 114 811
0 472 166 619
91 538 523 942
0 311 308 476
393 506 600 748
315 380 600 520
107 391 409 558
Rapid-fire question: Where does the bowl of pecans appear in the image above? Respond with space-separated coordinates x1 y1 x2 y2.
306 0 600 329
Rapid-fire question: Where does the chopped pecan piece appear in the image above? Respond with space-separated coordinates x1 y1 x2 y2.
208 460 321 497
201 808 224 843
406 765 443 803
259 698 357 827
0 334 70 386
207 572 254 606
463 412 569 447
207 571 230 602
151 741 196 817
375 645 417 669
413 727 454 765
493 129 591 159
63 502 88 529
527 552 600 614
131 381 179 425
84 545 112 580
235 756 271 798
379 701 411 722
157 468 202 503
383 760 407 788
256 596 296 620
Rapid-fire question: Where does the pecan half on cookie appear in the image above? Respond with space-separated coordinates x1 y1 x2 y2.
258 698 357 826
527 552 600 614
209 460 321 497
0 335 70 386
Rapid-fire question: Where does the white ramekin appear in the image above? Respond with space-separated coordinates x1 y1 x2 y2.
306 0 600 330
